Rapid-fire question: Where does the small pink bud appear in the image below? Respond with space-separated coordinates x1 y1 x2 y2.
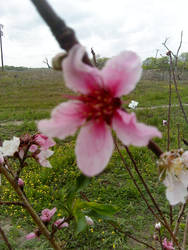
18 178 25 187
26 232 37 240
19 149 24 159
54 218 69 229
153 234 158 241
29 144 38 153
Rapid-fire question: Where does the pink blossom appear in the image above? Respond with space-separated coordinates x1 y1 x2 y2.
26 232 37 240
29 144 38 153
0 152 4 164
54 218 69 229
162 238 174 250
34 134 55 150
38 44 161 177
40 207 57 222
19 149 24 159
18 178 25 187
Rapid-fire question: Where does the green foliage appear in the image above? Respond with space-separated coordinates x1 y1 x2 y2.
143 56 169 71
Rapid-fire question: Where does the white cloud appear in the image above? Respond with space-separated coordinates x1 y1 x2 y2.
0 0 188 67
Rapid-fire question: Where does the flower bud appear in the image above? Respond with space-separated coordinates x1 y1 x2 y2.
85 216 94 226
52 53 67 71
18 178 25 188
155 222 161 230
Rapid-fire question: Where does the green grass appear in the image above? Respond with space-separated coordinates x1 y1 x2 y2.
0 70 188 249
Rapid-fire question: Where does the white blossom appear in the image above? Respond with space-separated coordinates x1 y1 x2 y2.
163 120 167 126
155 222 161 230
128 100 139 109
37 149 54 168
85 216 94 225
157 149 188 205
0 137 20 156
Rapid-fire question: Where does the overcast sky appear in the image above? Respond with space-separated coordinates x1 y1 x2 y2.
1 0 188 68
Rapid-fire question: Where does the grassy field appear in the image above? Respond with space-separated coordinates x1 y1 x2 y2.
0 69 188 249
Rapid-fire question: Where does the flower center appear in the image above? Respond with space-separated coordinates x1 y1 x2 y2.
81 89 121 124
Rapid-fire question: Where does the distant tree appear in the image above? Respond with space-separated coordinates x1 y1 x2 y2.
179 52 188 63
43 57 51 69
143 56 169 71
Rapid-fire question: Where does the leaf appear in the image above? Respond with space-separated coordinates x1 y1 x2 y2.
67 174 91 198
74 174 91 192
83 202 119 217
72 202 88 233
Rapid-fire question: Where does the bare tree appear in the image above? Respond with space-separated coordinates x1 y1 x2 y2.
43 57 51 69
91 47 97 67
0 24 4 71
163 31 188 125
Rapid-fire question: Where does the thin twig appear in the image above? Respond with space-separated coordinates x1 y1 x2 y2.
182 212 188 250
177 123 181 148
158 230 164 250
173 203 186 236
0 201 25 207
114 139 164 224
109 221 156 250
124 145 180 249
0 225 12 250
168 52 188 125
175 31 183 73
16 142 31 180
167 67 172 151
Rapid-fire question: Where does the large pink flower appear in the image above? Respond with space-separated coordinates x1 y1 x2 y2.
38 45 161 177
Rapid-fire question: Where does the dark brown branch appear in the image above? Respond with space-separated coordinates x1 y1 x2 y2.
0 201 25 207
0 226 12 250
147 140 163 157
30 0 92 66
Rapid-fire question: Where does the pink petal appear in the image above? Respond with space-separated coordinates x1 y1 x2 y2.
34 134 55 150
101 51 142 97
38 101 86 139
75 120 114 177
112 109 162 146
26 232 36 240
49 207 57 218
63 44 102 94
29 144 38 153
